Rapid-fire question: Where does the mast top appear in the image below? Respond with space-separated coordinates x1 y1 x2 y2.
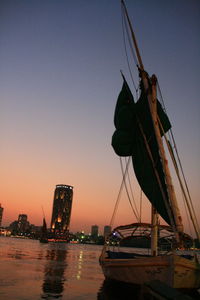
121 0 144 71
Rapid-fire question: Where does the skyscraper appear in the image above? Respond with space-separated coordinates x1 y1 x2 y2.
18 214 30 233
103 225 111 238
0 204 3 227
91 225 98 238
51 184 73 233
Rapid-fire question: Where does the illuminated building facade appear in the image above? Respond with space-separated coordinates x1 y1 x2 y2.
51 184 73 233
18 214 30 233
0 204 3 227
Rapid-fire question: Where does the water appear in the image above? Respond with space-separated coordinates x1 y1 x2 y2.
0 237 199 300
0 237 139 300
0 236 102 299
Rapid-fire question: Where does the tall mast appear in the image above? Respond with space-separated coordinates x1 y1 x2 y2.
121 0 184 243
150 76 183 240
121 0 144 71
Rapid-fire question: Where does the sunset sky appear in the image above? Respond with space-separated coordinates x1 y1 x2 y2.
0 0 199 235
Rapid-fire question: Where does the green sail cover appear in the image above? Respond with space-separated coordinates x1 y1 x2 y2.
112 78 172 225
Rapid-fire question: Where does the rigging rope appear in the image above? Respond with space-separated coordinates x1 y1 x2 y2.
158 80 193 206
121 2 138 93
139 189 143 223
170 131 198 222
182 190 193 239
158 116 200 240
120 157 140 221
125 157 140 217
115 3 200 240
157 80 200 239
108 3 142 232
108 2 143 228
109 156 132 227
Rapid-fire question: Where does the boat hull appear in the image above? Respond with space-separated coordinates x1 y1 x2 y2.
99 250 200 289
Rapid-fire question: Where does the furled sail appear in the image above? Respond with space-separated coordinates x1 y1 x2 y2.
112 77 173 225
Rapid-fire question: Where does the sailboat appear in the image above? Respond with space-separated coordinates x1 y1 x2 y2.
40 217 48 243
99 0 200 289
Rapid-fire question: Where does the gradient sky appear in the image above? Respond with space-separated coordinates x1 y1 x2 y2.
0 0 199 235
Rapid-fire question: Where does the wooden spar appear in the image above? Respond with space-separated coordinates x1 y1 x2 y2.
150 76 184 241
149 69 158 255
122 0 161 251
159 121 200 241
150 78 183 244
134 108 177 235
151 206 158 256
150 81 158 256
121 0 184 243
121 0 144 70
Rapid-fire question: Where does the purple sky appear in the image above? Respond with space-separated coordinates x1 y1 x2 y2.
0 0 199 234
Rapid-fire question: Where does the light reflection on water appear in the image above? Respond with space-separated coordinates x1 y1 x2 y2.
41 243 67 298
0 237 199 299
0 236 104 299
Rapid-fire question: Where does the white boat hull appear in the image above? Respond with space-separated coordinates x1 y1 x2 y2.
99 250 200 289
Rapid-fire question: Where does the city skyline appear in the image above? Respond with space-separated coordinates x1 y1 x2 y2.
0 1 199 235
0 184 111 235
2 211 112 235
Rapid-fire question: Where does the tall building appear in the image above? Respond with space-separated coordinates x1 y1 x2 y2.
0 204 3 227
51 184 73 233
91 225 98 238
103 225 111 238
18 214 30 233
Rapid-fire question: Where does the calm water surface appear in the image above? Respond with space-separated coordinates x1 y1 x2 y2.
0 236 140 300
0 237 199 300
